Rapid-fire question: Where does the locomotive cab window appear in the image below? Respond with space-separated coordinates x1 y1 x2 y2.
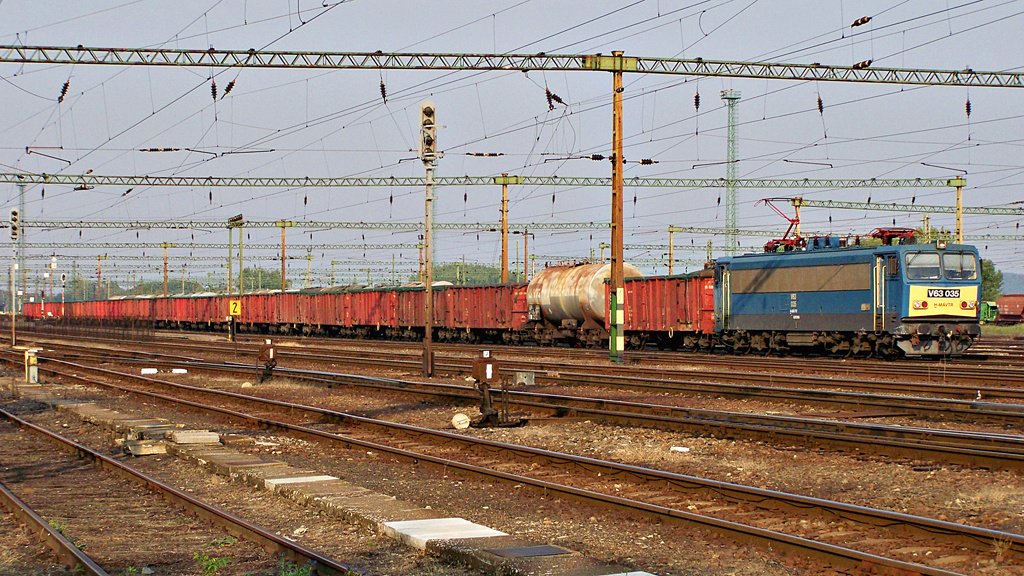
942 252 978 280
905 252 941 280
886 256 899 277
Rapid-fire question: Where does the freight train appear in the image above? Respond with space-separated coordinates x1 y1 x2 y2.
23 236 983 357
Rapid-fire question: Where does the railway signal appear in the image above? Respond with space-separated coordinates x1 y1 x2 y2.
9 209 18 240
418 100 437 164
419 100 438 376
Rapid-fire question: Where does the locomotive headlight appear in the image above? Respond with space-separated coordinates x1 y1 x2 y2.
961 301 977 310
913 300 928 310
936 239 947 249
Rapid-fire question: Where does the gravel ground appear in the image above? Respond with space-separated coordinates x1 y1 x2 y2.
3 399 477 576
0 510 71 576
7 347 1024 575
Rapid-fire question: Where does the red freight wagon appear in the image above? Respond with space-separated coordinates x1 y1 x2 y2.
444 284 530 331
395 286 426 331
350 288 397 330
268 291 299 326
996 294 1024 325
301 288 343 330
609 270 716 349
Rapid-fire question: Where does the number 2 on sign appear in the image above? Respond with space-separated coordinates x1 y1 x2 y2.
229 300 241 316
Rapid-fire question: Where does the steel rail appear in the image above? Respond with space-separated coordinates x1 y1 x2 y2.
0 407 358 576
14 359 1006 574
17 327 1024 405
17 329 1024 420
58 347 1024 472
172 339 1024 421
0 477 110 576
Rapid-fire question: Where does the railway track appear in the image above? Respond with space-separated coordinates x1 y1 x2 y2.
18 323 1024 387
0 406 359 575
15 333 1024 469
26 343 1024 472
25 332 1024 426
230 331 1024 385
9 350 1024 575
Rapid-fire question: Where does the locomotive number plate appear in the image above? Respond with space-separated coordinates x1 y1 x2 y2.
927 288 960 298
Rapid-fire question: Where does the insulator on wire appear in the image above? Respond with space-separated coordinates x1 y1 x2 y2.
58 80 70 103
590 154 605 161
211 80 217 101
817 95 824 115
965 98 972 118
694 92 700 111
545 88 565 111
222 80 235 99
852 59 872 70
639 159 656 165
303 194 308 206
380 81 387 104
851 16 872 27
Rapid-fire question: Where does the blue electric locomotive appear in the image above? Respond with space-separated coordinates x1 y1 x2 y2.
713 237 981 356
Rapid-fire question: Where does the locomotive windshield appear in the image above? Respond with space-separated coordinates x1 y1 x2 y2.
941 252 978 280
905 252 941 280
904 251 977 281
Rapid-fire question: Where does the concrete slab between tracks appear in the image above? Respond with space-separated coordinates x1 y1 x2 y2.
16 383 659 576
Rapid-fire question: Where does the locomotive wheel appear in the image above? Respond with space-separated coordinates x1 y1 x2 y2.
749 333 768 355
770 333 788 356
948 337 971 356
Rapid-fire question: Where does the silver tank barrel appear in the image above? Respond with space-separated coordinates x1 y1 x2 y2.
527 263 643 325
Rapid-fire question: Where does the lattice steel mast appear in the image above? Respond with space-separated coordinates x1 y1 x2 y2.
721 90 742 254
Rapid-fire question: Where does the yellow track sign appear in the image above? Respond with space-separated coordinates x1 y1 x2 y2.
229 300 242 316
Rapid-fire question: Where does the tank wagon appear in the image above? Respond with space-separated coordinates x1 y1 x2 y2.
23 239 982 357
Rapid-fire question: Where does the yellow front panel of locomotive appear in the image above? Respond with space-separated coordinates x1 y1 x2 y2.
908 285 978 318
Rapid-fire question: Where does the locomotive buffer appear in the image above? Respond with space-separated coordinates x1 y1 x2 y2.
470 350 520 428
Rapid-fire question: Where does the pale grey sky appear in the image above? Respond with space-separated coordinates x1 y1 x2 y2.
2 0 1022 285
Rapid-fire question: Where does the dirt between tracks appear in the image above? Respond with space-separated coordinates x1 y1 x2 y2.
204 376 1024 565
2 400 476 576
15 360 1024 576
0 510 71 576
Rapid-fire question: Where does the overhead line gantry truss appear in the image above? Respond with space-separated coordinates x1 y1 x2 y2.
1 46 1022 87
0 172 966 190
